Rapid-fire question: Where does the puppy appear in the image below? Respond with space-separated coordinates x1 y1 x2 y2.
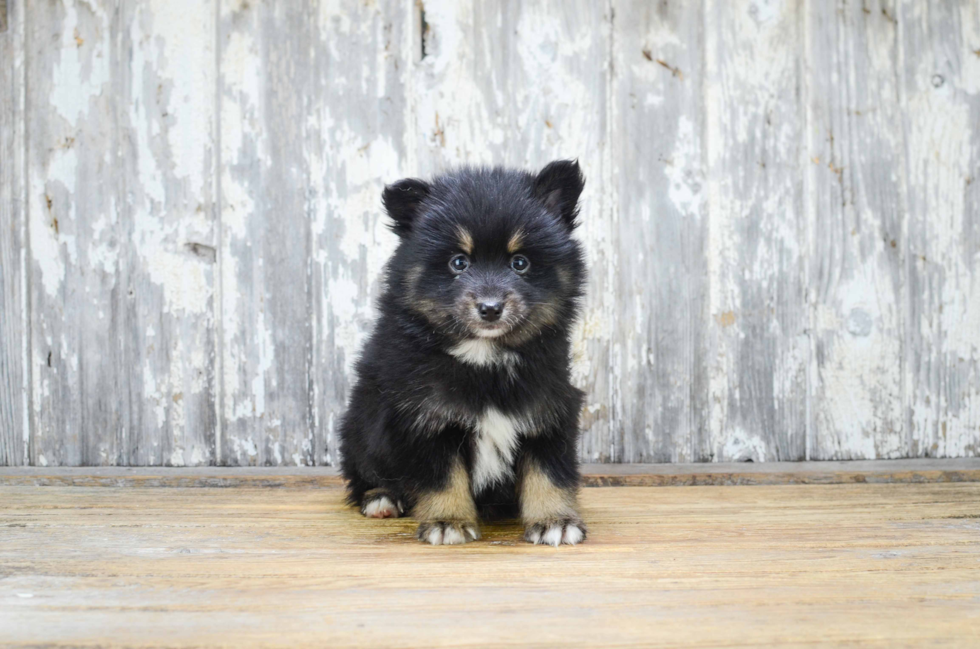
339 160 587 546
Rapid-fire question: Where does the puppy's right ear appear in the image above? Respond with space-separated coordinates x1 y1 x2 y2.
382 178 430 237
533 159 585 230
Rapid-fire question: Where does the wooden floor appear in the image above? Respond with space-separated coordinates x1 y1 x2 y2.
2 482 979 648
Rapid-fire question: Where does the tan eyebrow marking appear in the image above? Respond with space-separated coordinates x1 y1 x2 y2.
507 229 525 254
457 227 474 255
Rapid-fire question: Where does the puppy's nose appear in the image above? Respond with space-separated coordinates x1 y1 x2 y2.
477 301 504 322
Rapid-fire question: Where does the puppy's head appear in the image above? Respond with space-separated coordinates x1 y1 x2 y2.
384 161 586 344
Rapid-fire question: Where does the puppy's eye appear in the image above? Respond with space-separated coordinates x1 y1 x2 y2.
449 254 470 273
510 255 530 274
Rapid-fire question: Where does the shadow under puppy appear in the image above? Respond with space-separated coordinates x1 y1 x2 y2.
339 160 588 546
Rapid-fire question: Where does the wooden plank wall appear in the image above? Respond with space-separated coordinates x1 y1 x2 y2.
0 0 27 465
0 0 977 466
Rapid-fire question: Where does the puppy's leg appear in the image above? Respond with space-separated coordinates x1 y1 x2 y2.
518 443 586 547
413 458 480 545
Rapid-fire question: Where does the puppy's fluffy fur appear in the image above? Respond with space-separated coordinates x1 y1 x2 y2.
339 161 588 546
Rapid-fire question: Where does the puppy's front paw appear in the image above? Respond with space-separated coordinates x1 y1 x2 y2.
361 490 404 519
524 518 587 547
416 521 481 545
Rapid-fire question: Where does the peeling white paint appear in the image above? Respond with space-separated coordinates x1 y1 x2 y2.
149 0 213 192
721 426 769 463
665 116 703 219
49 2 109 128
813 261 904 459
903 7 980 458
250 309 274 420
12 0 980 468
30 146 79 298
703 0 808 461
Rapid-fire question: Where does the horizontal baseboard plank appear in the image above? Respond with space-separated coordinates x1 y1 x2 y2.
0 459 978 488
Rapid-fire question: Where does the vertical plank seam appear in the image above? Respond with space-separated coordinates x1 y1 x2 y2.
895 0 913 457
406 0 418 174
695 0 708 463
111 1 123 466
306 0 313 466
604 0 617 461
801 0 812 462
213 0 224 466
305 0 315 465
841 10 856 239
834 0 847 459
20 0 32 466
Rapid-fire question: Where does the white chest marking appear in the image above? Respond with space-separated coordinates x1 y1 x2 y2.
449 339 519 368
472 407 522 493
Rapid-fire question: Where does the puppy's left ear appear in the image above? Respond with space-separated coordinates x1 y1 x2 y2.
382 178 431 237
533 159 585 229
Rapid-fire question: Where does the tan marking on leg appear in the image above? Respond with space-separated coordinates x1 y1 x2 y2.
456 227 474 255
519 460 587 545
507 229 525 254
518 459 579 524
413 459 478 523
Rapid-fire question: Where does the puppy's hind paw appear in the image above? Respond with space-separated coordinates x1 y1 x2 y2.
361 490 405 519
524 519 587 547
416 521 481 546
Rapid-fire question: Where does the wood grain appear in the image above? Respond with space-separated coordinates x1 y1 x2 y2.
217 0 413 467
409 0 608 174
308 0 412 467
2 482 979 647
26 0 113 466
0 0 25 465
701 0 807 461
218 0 315 465
606 0 705 462
901 0 980 458
26 0 217 466
807 0 906 460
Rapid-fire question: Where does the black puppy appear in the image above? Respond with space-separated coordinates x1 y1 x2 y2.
339 161 587 546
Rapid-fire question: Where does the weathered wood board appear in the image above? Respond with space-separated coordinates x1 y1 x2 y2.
607 0 704 462
308 0 414 468
218 0 315 466
1 0 978 465
218 0 414 466
2 483 980 646
4 458 980 488
901 0 980 458
702 0 807 462
0 0 26 465
25 0 217 466
807 0 907 459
